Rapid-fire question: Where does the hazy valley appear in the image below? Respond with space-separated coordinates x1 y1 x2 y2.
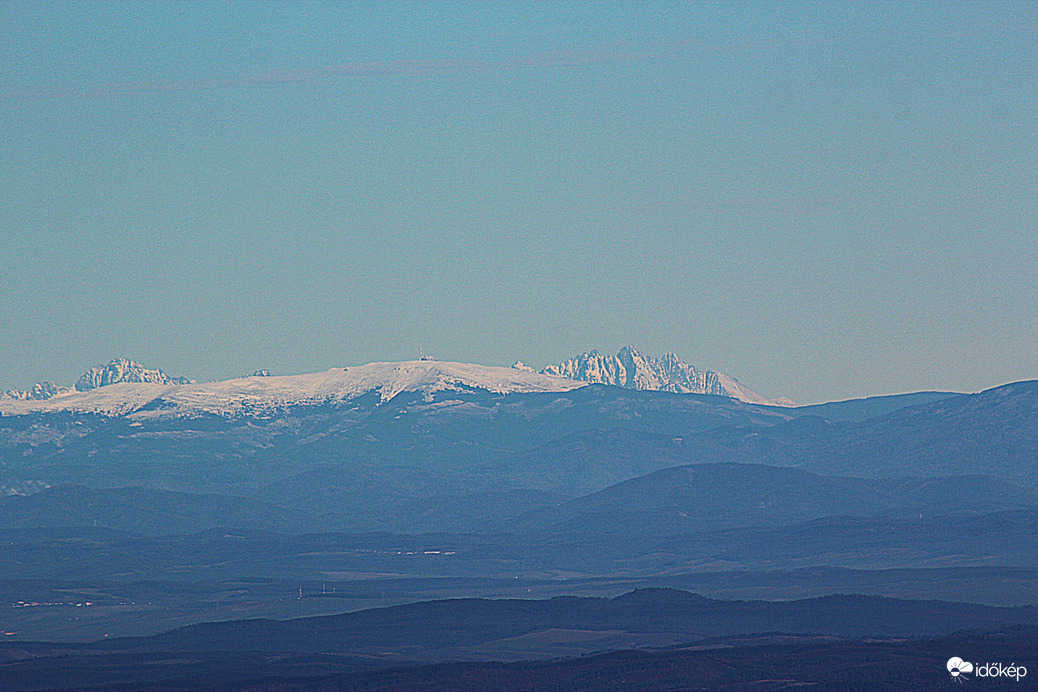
0 353 1035 689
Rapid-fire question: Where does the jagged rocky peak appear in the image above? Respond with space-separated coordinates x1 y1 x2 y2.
542 348 628 387
511 361 535 372
3 357 192 401
75 358 193 392
542 346 788 406
2 380 71 401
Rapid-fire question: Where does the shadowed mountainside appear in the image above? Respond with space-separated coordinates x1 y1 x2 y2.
1 591 1036 691
95 588 1038 655
506 463 1038 535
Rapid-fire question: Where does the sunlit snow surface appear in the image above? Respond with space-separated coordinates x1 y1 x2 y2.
0 361 587 418
715 372 794 407
544 347 792 407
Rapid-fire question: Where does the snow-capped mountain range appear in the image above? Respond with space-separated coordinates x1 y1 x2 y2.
0 349 789 417
543 346 793 407
0 360 586 418
3 358 191 402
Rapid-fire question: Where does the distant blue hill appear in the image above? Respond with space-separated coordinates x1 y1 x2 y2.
793 390 962 421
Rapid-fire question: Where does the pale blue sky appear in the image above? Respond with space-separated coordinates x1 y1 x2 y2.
1 1 1036 403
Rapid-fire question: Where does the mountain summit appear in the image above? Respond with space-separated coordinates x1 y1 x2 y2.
3 358 192 401
542 346 792 406
75 358 193 391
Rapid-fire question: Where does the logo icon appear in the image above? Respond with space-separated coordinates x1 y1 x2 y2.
947 657 974 682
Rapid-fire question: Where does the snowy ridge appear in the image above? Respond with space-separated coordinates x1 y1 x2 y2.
3 358 190 401
0 361 586 418
542 346 792 406
0 349 791 417
75 358 192 391
2 380 71 401
716 372 794 407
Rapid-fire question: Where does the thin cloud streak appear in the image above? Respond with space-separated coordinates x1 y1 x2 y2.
577 194 838 218
3 45 656 101
6 18 1025 102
